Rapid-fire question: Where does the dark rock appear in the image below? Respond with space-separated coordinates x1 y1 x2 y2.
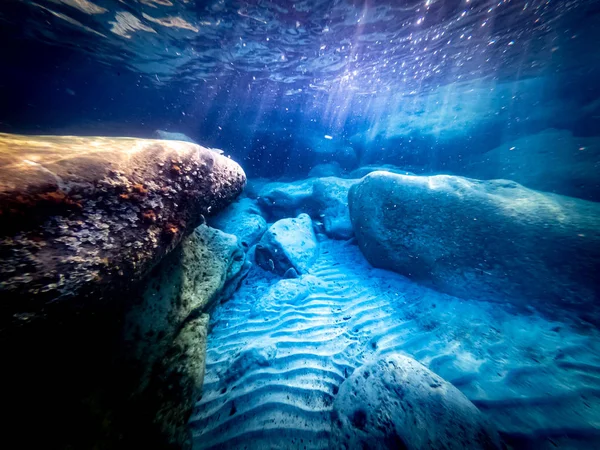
122 224 249 448
331 354 501 450
0 133 246 450
0 133 245 330
348 171 600 321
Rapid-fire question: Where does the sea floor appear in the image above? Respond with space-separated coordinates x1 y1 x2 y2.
190 238 600 449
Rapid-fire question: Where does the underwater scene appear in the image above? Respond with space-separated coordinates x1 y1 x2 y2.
1 0 600 449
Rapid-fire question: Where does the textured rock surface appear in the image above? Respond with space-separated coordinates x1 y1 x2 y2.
349 171 600 321
0 133 245 329
331 354 501 450
122 224 249 448
4 224 248 450
253 176 357 239
208 197 267 250
255 214 318 276
463 129 600 201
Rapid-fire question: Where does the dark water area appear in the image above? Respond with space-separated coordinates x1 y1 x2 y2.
2 0 600 180
1 1 600 450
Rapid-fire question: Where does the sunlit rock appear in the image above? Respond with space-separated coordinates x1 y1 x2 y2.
255 214 318 276
331 354 501 450
0 133 246 328
463 128 600 201
349 171 600 321
208 197 267 250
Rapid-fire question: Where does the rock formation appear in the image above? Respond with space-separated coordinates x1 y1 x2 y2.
349 171 600 322
122 224 249 448
255 214 318 276
208 197 267 250
0 133 245 329
0 133 247 449
331 354 501 450
252 176 357 240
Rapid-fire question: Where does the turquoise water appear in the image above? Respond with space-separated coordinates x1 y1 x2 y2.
1 1 600 449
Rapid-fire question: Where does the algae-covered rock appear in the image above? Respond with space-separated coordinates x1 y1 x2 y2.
0 132 247 450
255 214 318 276
123 224 249 448
0 133 245 329
349 171 600 321
331 354 501 450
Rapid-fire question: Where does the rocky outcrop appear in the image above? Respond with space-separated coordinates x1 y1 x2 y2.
331 354 501 450
122 224 249 448
0 133 245 329
0 133 247 449
208 197 267 250
253 176 357 240
255 214 318 276
463 129 600 201
349 171 600 321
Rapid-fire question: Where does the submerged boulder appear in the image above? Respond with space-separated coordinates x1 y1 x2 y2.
123 224 249 448
331 354 501 450
255 213 318 276
348 171 600 321
253 176 358 240
0 133 246 449
208 197 267 250
0 133 245 328
312 177 356 240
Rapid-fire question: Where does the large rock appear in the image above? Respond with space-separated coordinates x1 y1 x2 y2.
463 129 600 201
255 214 318 276
349 171 600 321
331 354 501 450
311 177 356 240
208 197 267 250
122 224 249 448
4 224 249 450
0 133 246 449
0 133 245 329
253 176 357 240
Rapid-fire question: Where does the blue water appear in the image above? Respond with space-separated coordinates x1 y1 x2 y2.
1 0 600 449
